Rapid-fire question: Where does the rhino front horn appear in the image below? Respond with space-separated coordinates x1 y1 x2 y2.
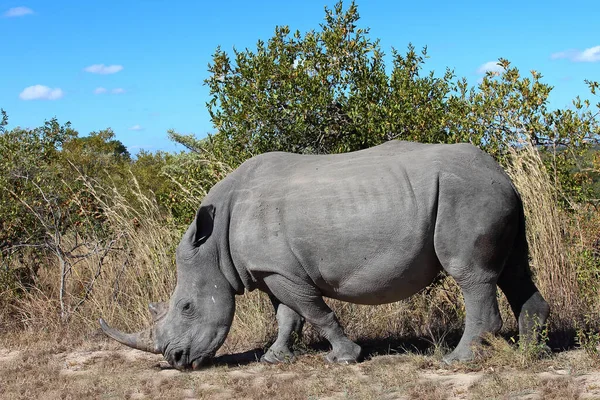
99 318 160 354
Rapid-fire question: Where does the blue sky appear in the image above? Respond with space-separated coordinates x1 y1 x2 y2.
1 0 598 154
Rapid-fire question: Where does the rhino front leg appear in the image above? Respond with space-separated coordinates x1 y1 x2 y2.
261 297 305 363
264 274 361 363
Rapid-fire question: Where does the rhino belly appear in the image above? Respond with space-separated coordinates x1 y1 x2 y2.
313 241 442 305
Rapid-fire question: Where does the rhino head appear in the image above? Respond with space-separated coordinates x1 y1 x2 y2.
99 205 236 370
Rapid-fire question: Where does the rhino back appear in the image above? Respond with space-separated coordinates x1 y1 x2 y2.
225 142 517 304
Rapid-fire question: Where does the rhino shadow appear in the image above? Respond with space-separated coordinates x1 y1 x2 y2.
199 327 579 369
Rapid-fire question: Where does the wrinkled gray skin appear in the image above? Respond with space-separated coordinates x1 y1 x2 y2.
100 141 550 370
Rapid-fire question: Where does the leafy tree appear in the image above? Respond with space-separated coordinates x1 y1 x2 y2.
161 131 234 225
462 64 600 201
0 118 80 291
205 1 393 159
0 118 79 248
0 109 7 134
62 128 130 172
60 128 131 211
130 150 189 222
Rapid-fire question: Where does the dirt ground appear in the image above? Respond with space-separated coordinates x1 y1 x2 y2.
1 333 599 400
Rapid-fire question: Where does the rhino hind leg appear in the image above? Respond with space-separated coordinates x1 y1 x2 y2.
498 268 550 345
261 297 305 364
442 281 503 364
497 215 550 346
263 274 361 364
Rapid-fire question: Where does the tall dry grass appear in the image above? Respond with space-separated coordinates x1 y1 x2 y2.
505 145 593 332
2 143 598 352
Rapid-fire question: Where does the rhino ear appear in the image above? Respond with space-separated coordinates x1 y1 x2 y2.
191 204 215 246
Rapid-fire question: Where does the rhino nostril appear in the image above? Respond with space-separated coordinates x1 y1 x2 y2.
174 350 184 365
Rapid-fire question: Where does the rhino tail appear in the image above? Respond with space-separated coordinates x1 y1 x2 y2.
497 191 549 340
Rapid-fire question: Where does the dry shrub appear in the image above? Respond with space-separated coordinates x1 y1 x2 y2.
7 173 179 334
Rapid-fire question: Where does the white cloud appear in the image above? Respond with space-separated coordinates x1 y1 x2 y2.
578 46 600 62
19 85 64 100
94 87 125 94
477 61 503 75
84 64 124 74
551 46 600 62
551 50 575 60
129 124 143 131
3 6 34 17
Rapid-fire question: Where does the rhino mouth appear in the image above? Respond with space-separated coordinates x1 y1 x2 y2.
168 355 210 371
165 346 212 371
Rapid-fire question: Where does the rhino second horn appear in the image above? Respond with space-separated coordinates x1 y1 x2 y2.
148 302 168 322
99 318 160 354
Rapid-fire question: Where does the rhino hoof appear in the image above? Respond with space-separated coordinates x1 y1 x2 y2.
325 353 359 364
442 349 473 365
326 355 358 364
260 349 296 364
325 343 361 364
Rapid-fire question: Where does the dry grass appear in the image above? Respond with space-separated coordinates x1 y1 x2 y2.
505 145 586 330
225 290 276 351
1 331 599 400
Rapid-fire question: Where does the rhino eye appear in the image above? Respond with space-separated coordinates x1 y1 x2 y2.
181 302 193 313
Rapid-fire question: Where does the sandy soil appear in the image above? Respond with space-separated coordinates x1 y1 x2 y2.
1 339 599 399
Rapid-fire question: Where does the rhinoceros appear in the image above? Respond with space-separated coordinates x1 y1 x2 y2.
100 140 549 370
